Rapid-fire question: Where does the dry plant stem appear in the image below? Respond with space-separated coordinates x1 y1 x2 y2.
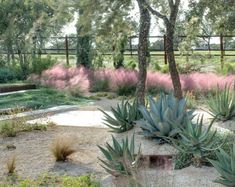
7 155 16 174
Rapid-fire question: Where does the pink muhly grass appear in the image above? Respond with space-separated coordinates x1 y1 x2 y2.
40 65 90 93
108 68 138 91
146 71 173 92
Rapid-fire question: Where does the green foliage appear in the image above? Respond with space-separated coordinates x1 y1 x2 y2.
100 99 142 133
116 85 136 96
138 93 194 142
171 116 225 167
207 85 235 121
98 134 141 176
0 122 17 137
173 151 193 169
90 79 109 92
0 88 88 110
217 62 235 75
208 144 235 186
0 174 100 187
0 68 16 83
125 60 137 70
31 56 56 75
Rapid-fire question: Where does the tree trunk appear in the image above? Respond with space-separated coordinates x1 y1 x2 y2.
136 0 151 105
165 0 183 99
166 30 183 99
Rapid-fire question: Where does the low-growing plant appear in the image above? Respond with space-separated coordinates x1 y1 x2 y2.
116 85 136 96
208 144 235 187
90 79 109 92
207 85 235 121
0 122 17 137
138 93 194 143
171 116 226 167
0 67 16 83
98 134 141 177
100 99 142 133
6 155 16 174
51 135 76 162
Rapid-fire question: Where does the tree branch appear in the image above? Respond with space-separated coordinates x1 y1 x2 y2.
168 0 174 10
143 0 169 24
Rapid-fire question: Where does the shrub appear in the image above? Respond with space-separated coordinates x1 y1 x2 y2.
51 135 76 162
98 134 141 176
0 122 17 137
100 99 142 133
0 68 16 83
6 155 16 174
208 144 235 186
138 93 194 143
31 56 56 75
90 79 109 92
207 85 235 121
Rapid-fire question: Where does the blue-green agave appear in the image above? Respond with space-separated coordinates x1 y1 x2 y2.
171 116 225 167
208 144 235 186
98 134 141 177
207 85 235 121
100 99 142 133
138 93 194 142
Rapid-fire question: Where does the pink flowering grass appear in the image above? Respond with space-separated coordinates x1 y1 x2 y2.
39 65 90 95
28 65 235 96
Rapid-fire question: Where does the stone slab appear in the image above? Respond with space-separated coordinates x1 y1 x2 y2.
101 166 223 187
28 110 112 128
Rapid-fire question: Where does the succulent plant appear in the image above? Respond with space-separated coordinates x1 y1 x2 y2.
100 99 142 133
98 134 141 176
138 93 194 142
208 144 235 186
207 85 235 121
171 116 225 167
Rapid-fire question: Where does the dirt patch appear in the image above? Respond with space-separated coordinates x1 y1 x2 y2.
0 126 111 180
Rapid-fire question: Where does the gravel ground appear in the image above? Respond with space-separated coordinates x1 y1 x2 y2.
0 126 111 180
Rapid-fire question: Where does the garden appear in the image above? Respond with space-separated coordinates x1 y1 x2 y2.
1 1 235 187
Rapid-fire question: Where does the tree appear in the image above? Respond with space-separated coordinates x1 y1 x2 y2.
145 0 183 99
136 0 151 105
76 9 93 68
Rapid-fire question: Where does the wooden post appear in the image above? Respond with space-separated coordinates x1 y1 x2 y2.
129 37 133 57
164 35 167 64
65 35 69 66
220 34 224 69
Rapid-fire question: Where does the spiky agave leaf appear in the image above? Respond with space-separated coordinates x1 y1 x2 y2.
138 92 194 142
207 85 235 121
171 115 226 167
98 134 141 177
100 99 142 133
208 144 235 186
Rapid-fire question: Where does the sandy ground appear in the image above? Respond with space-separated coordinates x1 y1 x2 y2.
0 126 111 180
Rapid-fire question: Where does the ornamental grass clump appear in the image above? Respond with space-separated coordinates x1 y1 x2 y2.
100 99 142 133
208 144 235 187
51 135 76 162
207 85 235 121
138 93 194 143
98 134 141 177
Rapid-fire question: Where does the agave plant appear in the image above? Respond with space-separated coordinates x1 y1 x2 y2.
98 134 141 177
207 85 235 121
138 93 194 142
100 99 142 133
208 144 235 186
171 116 225 167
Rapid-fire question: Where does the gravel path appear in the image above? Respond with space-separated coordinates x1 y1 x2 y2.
0 126 111 180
